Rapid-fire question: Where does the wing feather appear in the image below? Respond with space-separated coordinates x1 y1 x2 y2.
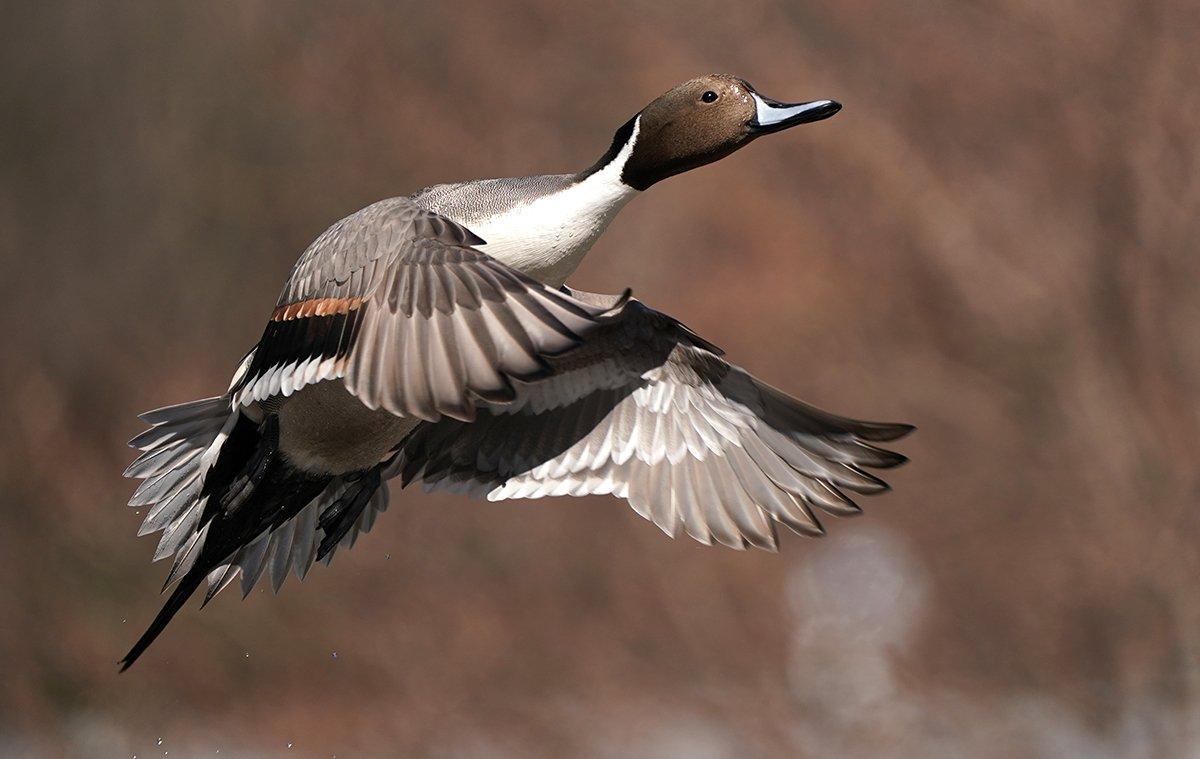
398 291 911 551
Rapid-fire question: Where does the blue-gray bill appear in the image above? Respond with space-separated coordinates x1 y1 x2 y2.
750 94 841 133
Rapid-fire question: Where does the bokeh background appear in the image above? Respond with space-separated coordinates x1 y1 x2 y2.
4 1 1200 756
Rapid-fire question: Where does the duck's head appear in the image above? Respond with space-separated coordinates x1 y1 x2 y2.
585 74 840 191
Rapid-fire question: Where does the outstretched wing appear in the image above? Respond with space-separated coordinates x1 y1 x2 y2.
232 197 627 421
396 289 912 551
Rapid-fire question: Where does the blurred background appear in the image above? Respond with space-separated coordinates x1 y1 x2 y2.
3 1 1200 756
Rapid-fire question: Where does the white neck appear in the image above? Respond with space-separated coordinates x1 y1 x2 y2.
468 117 642 288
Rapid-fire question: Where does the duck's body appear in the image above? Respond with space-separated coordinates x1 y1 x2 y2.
120 75 910 670
277 151 643 477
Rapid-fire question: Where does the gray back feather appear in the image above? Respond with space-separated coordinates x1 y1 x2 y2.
410 175 577 226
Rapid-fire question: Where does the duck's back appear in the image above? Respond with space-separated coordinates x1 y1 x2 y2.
410 174 577 225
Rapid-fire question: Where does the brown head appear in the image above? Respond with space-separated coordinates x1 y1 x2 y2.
581 74 840 191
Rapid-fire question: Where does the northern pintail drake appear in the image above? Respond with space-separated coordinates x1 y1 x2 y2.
121 74 912 669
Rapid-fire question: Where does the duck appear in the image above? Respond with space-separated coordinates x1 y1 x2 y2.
120 74 912 670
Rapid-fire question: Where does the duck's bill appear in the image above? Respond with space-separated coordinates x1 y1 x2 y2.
749 94 841 134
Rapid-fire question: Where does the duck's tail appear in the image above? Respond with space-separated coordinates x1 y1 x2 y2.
121 387 395 670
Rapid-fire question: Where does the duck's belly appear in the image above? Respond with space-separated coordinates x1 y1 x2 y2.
276 381 418 476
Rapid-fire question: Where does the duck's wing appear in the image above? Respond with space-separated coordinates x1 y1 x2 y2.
395 289 913 551
231 197 626 421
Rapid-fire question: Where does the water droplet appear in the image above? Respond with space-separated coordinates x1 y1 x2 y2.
385 553 390 560
287 743 293 749
331 651 338 659
157 739 163 746
244 652 250 658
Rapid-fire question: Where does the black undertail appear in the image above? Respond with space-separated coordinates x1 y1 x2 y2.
316 466 384 561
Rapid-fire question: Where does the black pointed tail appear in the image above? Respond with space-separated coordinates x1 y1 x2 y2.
119 567 206 672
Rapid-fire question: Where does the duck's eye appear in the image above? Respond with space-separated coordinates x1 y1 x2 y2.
701 90 718 103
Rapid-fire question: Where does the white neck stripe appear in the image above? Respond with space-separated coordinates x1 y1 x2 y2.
589 114 641 191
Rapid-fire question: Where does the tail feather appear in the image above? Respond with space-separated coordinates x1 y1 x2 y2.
201 564 240 607
119 568 206 672
162 524 207 591
125 397 230 551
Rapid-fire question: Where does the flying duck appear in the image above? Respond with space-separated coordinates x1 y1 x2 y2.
121 74 912 669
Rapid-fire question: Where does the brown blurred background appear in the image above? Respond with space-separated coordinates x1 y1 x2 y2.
3 1 1200 756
